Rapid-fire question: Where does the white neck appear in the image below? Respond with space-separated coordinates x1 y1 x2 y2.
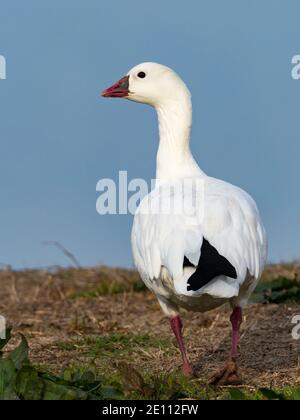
155 95 204 180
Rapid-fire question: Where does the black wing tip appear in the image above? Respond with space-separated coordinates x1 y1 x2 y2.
183 256 195 268
229 266 238 279
186 238 238 292
187 282 198 292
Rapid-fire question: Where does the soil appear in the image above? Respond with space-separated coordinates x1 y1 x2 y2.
0 265 299 389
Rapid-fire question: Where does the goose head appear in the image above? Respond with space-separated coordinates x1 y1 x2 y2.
102 62 191 108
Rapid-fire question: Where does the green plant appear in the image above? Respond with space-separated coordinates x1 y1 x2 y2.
252 277 300 304
0 329 121 400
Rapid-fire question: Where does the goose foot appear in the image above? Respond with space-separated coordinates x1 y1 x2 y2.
209 358 242 386
182 362 194 377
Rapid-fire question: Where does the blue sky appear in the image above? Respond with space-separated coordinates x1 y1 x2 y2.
0 0 299 269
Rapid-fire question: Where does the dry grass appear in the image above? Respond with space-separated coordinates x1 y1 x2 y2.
0 263 300 391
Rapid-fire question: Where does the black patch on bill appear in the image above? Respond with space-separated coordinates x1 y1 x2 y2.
120 75 129 90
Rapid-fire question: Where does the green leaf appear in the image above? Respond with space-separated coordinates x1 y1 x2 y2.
15 366 44 400
10 335 29 369
42 380 88 400
228 388 247 400
0 358 18 400
62 368 73 382
101 385 123 400
290 388 300 400
259 388 286 400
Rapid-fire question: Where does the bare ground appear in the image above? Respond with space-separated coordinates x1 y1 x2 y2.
0 264 299 390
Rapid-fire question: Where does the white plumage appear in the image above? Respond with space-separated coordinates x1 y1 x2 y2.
102 62 267 383
132 177 266 308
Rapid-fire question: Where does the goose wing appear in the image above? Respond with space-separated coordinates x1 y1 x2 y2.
131 177 267 298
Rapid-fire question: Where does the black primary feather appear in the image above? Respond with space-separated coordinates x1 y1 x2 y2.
183 256 195 267
185 238 237 292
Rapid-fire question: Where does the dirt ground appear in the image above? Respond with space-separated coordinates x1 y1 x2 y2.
0 264 299 390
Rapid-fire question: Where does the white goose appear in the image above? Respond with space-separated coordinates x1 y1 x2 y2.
102 63 267 384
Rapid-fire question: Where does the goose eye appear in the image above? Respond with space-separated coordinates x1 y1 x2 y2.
137 71 146 79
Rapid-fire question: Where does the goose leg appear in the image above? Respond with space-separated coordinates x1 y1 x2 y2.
210 306 243 386
230 306 242 359
170 315 194 377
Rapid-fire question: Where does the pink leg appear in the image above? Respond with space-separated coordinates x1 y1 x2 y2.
210 307 243 385
230 306 243 360
170 315 193 376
